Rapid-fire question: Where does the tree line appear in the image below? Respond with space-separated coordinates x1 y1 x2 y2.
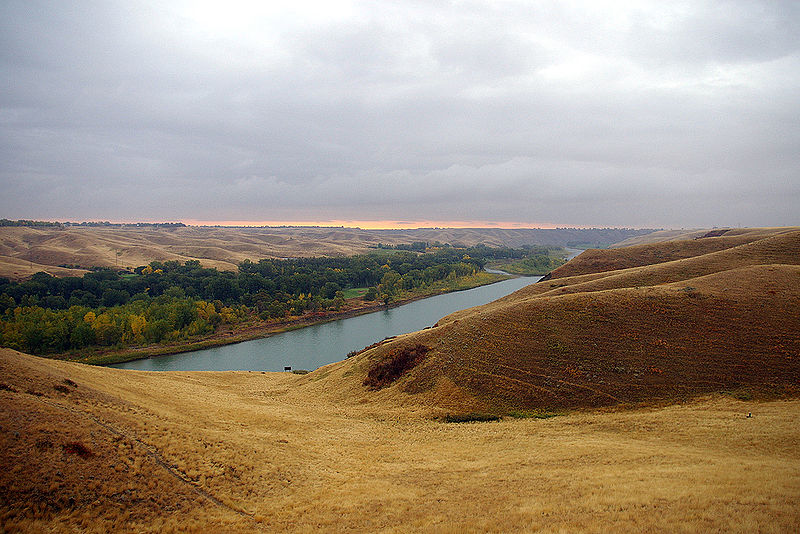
0 219 186 228
0 245 560 355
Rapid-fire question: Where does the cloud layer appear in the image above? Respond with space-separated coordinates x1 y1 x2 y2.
2 0 798 227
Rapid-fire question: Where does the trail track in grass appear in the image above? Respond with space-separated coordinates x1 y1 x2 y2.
1 348 799 532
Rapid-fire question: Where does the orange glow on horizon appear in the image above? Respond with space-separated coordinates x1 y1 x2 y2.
178 219 575 229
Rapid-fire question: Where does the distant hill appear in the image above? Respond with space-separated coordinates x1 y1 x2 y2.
0 225 653 280
329 227 800 412
608 226 800 248
546 226 800 279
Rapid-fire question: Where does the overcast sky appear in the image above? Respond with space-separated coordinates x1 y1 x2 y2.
1 1 798 228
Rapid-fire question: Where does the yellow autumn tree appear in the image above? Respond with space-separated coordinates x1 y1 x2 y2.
195 301 215 320
220 306 238 324
129 314 147 343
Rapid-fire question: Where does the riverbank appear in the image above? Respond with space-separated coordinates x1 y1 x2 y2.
65 271 512 366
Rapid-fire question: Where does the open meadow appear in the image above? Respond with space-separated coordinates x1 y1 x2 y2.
1 226 799 532
1 348 798 532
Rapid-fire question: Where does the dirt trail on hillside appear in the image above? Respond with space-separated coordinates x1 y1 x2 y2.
1 349 799 532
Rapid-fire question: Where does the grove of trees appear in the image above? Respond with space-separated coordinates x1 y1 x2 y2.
0 245 561 355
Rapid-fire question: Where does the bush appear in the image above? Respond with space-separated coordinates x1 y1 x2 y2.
363 344 429 390
363 287 378 301
63 441 93 458
444 413 502 423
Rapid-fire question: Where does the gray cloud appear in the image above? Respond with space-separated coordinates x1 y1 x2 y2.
1 0 798 227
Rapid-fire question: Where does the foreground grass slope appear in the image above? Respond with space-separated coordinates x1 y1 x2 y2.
344 228 800 412
1 348 799 532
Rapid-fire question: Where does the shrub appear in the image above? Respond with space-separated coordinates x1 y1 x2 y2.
363 344 430 390
444 413 502 423
63 441 93 458
363 287 378 301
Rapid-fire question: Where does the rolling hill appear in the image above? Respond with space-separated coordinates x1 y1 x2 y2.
0 225 652 280
336 228 800 412
2 345 798 532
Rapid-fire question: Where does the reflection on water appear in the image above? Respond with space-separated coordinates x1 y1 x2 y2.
109 275 542 372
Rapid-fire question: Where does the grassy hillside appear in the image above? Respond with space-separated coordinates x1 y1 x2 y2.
608 226 800 248
342 228 800 412
549 226 800 279
0 226 652 280
2 348 799 532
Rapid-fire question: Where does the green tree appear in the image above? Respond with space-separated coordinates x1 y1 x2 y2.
379 270 401 296
321 282 342 299
364 287 378 301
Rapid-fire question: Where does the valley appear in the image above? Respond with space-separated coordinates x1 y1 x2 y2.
0 225 650 280
1 226 798 532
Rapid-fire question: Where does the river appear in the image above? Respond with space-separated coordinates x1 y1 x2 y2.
109 275 542 372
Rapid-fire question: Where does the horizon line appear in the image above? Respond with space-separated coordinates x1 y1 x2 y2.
8 217 663 230
179 219 610 230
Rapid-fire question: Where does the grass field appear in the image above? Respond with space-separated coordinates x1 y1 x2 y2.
342 287 368 298
1 348 798 532
484 250 566 275
2 226 799 531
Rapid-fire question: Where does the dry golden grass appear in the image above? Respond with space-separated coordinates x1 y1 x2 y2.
0 225 646 280
609 226 800 248
548 226 800 279
0 226 383 279
353 229 800 413
2 226 799 531
511 228 800 300
1 348 798 532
